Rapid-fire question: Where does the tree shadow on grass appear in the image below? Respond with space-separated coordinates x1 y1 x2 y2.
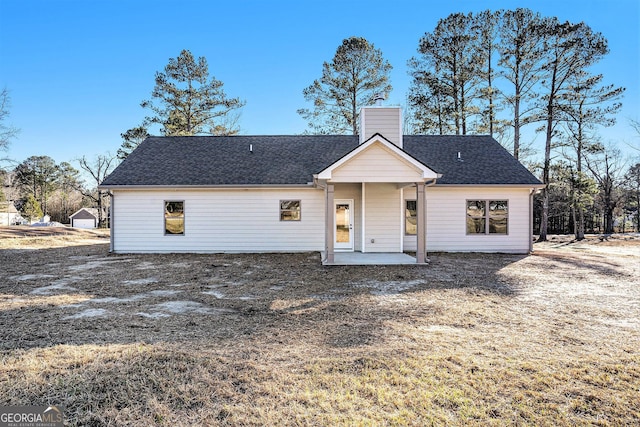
530 250 634 278
0 244 534 352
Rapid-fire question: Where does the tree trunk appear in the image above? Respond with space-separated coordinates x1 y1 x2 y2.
512 50 521 160
487 47 494 138
538 113 553 242
636 193 640 232
576 208 585 240
604 208 614 234
538 189 549 241
513 95 520 160
538 51 558 243
97 191 104 228
352 90 358 135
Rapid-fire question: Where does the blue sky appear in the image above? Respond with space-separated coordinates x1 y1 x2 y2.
0 0 638 168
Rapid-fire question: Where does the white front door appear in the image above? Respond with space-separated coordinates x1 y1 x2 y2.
335 199 354 251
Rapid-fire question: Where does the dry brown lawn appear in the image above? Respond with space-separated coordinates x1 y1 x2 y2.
0 227 639 426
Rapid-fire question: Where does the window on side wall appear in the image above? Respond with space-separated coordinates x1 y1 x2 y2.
280 200 301 221
466 200 508 235
165 201 184 235
405 200 417 235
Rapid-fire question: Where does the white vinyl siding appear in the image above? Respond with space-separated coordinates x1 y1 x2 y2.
360 107 402 147
364 183 401 252
427 188 528 252
111 188 325 253
404 187 531 253
331 142 423 182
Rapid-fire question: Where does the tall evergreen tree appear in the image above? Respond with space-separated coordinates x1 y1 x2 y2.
117 126 150 160
22 193 43 222
473 10 502 137
298 36 392 135
407 71 454 134
558 71 624 239
410 13 481 135
536 19 610 241
14 156 59 215
141 49 244 136
498 8 546 160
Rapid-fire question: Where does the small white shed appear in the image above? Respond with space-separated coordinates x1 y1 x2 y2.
0 202 21 226
69 208 98 229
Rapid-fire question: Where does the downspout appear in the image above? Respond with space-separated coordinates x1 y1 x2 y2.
361 182 366 253
109 191 114 253
529 188 535 253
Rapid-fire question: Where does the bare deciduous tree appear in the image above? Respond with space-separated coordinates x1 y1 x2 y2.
586 145 627 234
77 154 116 227
1 87 19 166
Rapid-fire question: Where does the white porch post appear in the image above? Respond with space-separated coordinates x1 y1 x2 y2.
416 182 426 264
325 184 335 264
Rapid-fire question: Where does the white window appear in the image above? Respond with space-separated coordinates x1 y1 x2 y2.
280 200 301 221
466 200 508 234
405 200 417 235
165 201 184 235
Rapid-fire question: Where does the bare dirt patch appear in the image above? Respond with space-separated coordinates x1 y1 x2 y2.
0 232 638 425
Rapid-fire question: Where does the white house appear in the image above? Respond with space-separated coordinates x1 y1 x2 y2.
69 208 99 229
100 104 543 264
0 202 23 226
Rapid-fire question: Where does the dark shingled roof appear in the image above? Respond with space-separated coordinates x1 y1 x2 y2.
403 135 541 185
101 135 541 187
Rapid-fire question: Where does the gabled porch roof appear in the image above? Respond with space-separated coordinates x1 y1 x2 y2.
316 133 441 183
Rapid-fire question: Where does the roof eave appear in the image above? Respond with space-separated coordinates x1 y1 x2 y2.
98 183 316 190
433 183 545 188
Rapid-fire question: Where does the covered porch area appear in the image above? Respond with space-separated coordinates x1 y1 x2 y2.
314 134 440 266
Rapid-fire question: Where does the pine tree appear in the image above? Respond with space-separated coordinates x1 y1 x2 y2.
559 71 624 239
298 37 392 135
409 13 481 135
536 19 610 241
498 8 546 160
117 126 150 160
141 50 244 136
22 194 43 222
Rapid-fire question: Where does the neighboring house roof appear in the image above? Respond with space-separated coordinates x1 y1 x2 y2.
69 207 99 220
0 202 19 213
101 135 541 187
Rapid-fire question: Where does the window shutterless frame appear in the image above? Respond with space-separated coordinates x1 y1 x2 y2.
279 200 301 221
405 200 417 235
164 200 185 235
466 200 508 235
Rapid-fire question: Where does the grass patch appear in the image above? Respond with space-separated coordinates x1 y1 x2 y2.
1 231 639 425
2 345 638 425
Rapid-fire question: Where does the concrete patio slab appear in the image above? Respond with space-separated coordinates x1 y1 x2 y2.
322 252 423 265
